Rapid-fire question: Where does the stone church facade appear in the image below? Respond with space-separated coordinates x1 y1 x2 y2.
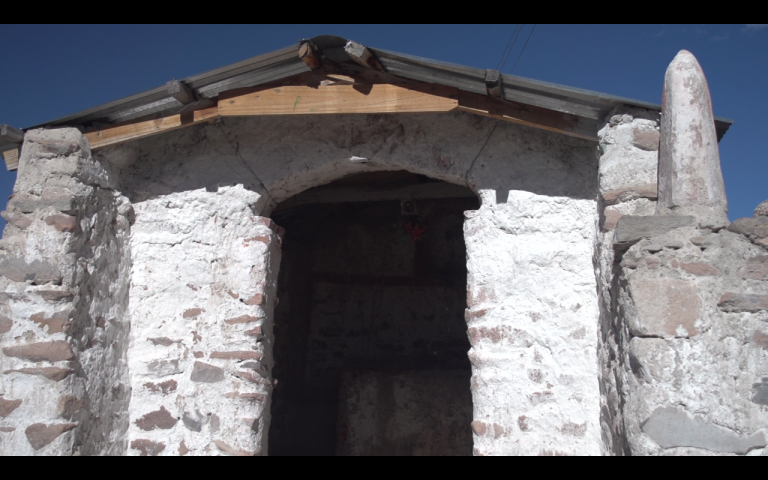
0 36 766 455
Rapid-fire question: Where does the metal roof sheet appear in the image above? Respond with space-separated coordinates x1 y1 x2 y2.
23 36 732 141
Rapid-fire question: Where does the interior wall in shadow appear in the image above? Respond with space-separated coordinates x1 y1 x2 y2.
268 171 478 456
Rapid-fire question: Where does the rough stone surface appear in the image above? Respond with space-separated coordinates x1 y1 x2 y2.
755 200 768 217
603 184 657 205
4 367 74 382
598 108 660 198
135 407 178 431
718 293 768 313
0 316 11 335
336 371 473 456
44 214 78 232
728 217 768 249
0 398 22 418
607 223 768 456
629 278 701 338
0 258 61 284
2 341 74 362
614 215 695 246
658 50 728 226
754 382 768 406
24 423 77 450
1 211 32 229
130 439 165 456
0 127 131 456
642 407 765 454
742 256 768 280
189 362 225 383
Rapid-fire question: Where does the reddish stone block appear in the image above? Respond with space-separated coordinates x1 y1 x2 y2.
144 380 177 395
602 184 658 205
30 312 70 334
680 261 721 276
0 211 32 229
2 341 74 363
210 351 262 361
57 396 84 420
742 256 768 280
182 308 202 318
215 439 257 456
0 316 11 335
603 210 623 231
148 337 177 347
0 398 22 418
135 406 178 431
130 439 165 456
3 367 74 381
244 293 264 306
224 315 260 325
471 421 487 436
718 293 768 313
25 423 76 450
44 214 78 232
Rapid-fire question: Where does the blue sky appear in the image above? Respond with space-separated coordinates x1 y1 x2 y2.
0 24 765 231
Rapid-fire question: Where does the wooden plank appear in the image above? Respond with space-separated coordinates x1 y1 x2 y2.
3 148 19 171
457 91 598 141
219 83 459 117
85 106 219 150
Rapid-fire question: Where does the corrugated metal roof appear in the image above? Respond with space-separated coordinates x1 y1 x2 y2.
25 35 732 141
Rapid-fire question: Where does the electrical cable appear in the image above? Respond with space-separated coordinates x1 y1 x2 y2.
509 24 537 74
496 24 522 72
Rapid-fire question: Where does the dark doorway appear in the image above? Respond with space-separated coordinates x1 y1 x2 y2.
268 171 478 456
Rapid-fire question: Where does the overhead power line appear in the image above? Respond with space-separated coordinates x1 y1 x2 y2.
496 24 522 72
509 24 537 74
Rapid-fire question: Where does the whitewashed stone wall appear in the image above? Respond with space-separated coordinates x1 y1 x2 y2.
465 192 601 455
126 187 281 456
114 112 601 455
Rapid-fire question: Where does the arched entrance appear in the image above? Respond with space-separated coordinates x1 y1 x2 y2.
267 171 479 456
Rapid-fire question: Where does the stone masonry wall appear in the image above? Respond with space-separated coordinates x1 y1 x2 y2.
611 216 768 455
0 128 132 455
597 49 768 456
126 187 281 456
595 107 661 454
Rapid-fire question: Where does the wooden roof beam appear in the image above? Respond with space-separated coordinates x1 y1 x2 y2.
457 91 598 142
3 148 19 171
4 83 598 167
218 83 459 116
299 42 321 70
2 125 24 171
84 106 219 150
